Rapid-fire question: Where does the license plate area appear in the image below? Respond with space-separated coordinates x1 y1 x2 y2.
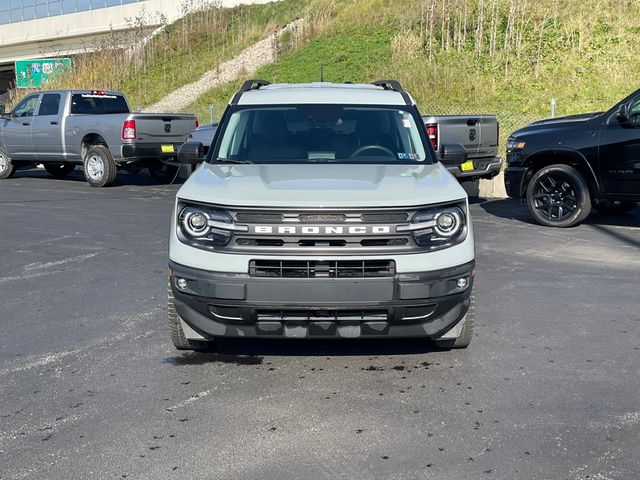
460 160 475 172
161 144 175 153
247 279 394 304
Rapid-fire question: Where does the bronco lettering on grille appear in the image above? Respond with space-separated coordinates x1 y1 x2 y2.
251 225 392 235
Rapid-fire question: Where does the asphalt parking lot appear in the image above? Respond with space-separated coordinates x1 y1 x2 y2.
1 168 639 480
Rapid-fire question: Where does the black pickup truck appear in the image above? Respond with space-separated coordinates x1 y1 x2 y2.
505 90 640 227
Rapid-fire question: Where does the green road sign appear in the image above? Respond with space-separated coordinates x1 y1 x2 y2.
15 58 72 89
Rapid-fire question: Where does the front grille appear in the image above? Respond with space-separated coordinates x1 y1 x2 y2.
225 207 420 254
235 213 285 223
361 213 408 222
257 309 388 321
299 213 347 223
249 259 396 278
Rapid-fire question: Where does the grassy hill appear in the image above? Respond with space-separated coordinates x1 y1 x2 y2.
13 0 640 138
185 0 640 136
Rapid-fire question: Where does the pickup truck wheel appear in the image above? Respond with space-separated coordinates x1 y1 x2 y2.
0 147 16 179
44 162 75 178
83 145 117 187
526 164 591 228
167 284 213 351
592 200 637 216
148 162 179 184
434 285 475 349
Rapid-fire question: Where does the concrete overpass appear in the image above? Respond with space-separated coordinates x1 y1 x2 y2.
0 0 275 93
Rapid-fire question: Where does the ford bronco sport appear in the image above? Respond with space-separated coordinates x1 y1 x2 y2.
167 80 476 350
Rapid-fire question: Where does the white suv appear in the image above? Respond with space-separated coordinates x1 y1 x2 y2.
167 80 475 350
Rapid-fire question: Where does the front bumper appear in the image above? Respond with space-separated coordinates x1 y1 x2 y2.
169 260 475 339
504 166 526 198
446 157 503 180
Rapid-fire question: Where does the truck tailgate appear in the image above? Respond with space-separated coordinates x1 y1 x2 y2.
131 114 197 143
422 114 498 162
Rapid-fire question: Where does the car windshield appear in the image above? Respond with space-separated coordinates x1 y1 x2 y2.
212 104 431 164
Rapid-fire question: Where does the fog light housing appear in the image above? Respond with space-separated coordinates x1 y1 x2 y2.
176 278 188 290
457 277 468 289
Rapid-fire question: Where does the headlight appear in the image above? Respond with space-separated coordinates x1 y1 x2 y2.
506 137 526 151
398 204 467 250
178 204 245 248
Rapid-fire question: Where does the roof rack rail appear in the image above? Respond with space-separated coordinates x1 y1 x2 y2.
230 79 271 105
372 79 412 105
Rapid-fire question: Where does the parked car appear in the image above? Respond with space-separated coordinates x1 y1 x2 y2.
0 90 197 187
187 123 217 155
505 91 640 227
167 79 476 351
422 114 501 181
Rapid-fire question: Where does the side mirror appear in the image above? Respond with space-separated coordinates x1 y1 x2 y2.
441 143 467 167
616 104 629 123
178 141 205 165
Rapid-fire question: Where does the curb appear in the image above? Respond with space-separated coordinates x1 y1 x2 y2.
479 171 507 199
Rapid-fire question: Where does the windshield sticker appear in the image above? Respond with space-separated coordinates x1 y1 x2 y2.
397 153 421 161
308 151 336 160
401 118 412 128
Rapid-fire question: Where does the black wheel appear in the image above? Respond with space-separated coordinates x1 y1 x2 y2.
167 283 213 351
434 285 475 349
592 200 637 216
83 145 117 187
44 162 76 178
0 146 16 179
526 164 591 227
148 162 179 184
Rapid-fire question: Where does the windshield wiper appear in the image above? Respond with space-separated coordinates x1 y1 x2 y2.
214 158 253 164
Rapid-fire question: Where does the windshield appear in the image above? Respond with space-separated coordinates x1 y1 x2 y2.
212 104 432 164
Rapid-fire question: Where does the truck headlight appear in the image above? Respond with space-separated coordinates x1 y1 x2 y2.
178 204 243 247
398 204 467 250
506 137 526 151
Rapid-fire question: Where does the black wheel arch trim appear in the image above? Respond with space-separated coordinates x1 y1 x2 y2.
520 148 601 198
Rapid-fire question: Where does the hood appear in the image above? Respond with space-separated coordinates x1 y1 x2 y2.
528 112 602 127
513 112 602 136
177 163 466 208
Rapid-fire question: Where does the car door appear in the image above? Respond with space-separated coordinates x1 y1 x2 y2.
1 94 40 159
31 93 64 161
598 96 640 196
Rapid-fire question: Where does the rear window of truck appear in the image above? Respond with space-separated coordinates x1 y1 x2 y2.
71 93 129 115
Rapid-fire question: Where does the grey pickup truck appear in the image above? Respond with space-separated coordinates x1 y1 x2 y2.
0 90 197 187
422 115 501 181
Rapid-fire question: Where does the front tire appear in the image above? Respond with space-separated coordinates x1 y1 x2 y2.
592 200 637 216
167 284 213 351
0 146 16 179
526 164 591 227
83 145 117 188
434 285 475 349
44 162 76 178
148 162 179 184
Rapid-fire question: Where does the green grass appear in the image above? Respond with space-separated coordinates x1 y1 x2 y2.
186 0 640 139
120 0 310 107
188 23 396 121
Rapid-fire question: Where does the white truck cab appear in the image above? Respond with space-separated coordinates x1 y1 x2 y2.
167 80 476 350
